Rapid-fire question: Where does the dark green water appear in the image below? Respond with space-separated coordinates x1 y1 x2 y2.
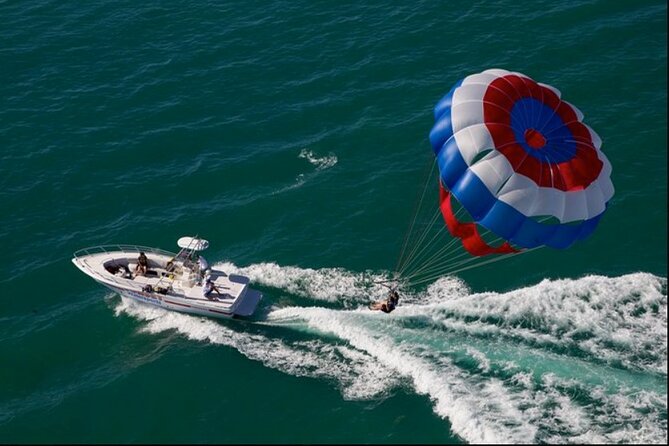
1 0 666 443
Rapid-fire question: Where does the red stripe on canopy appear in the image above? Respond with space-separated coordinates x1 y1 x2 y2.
439 184 520 257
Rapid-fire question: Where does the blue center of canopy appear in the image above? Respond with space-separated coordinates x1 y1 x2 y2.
510 98 576 163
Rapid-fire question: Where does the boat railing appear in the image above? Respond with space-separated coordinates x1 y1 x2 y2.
72 245 182 290
73 244 177 260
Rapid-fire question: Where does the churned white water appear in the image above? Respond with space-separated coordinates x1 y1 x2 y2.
115 263 667 444
298 148 338 171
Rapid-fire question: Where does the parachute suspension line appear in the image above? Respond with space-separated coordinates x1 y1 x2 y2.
397 206 444 276
404 216 556 286
417 223 519 277
400 229 462 280
398 205 439 273
403 238 488 283
395 158 438 274
403 242 477 282
399 220 449 278
397 159 557 286
401 231 460 276
398 203 467 278
404 250 486 284
402 200 510 281
422 246 542 285
401 194 515 282
403 219 525 283
406 246 543 288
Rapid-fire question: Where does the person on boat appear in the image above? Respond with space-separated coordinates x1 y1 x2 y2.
105 263 130 278
198 255 210 279
369 289 400 313
181 250 198 270
203 277 221 300
135 252 148 276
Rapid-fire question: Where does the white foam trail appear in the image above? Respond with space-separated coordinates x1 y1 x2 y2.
113 263 667 444
298 148 338 170
215 261 391 305
267 306 538 444
268 274 667 443
270 173 306 196
113 297 399 401
405 272 668 375
269 149 337 197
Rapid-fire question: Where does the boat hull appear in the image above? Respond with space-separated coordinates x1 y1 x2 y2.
72 244 262 319
105 282 238 319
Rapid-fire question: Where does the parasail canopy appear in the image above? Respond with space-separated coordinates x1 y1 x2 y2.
429 68 614 255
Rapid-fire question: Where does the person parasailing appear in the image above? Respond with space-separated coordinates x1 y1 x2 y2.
369 288 400 313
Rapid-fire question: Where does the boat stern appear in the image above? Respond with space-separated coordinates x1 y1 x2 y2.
233 288 262 317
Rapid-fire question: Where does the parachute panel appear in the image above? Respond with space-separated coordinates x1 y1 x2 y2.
431 68 614 254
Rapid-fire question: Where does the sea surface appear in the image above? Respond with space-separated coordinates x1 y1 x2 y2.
1 0 667 443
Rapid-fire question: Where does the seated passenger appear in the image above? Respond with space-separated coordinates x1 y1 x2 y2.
105 263 131 278
135 252 148 276
369 290 400 313
202 278 221 300
118 264 131 278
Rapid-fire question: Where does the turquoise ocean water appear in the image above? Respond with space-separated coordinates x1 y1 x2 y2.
1 0 667 443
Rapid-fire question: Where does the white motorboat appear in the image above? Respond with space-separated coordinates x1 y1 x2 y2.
72 236 262 319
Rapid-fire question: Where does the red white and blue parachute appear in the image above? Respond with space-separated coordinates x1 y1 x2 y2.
429 69 614 256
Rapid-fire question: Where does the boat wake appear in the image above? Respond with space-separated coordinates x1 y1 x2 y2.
113 262 667 444
269 149 338 197
298 148 338 171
